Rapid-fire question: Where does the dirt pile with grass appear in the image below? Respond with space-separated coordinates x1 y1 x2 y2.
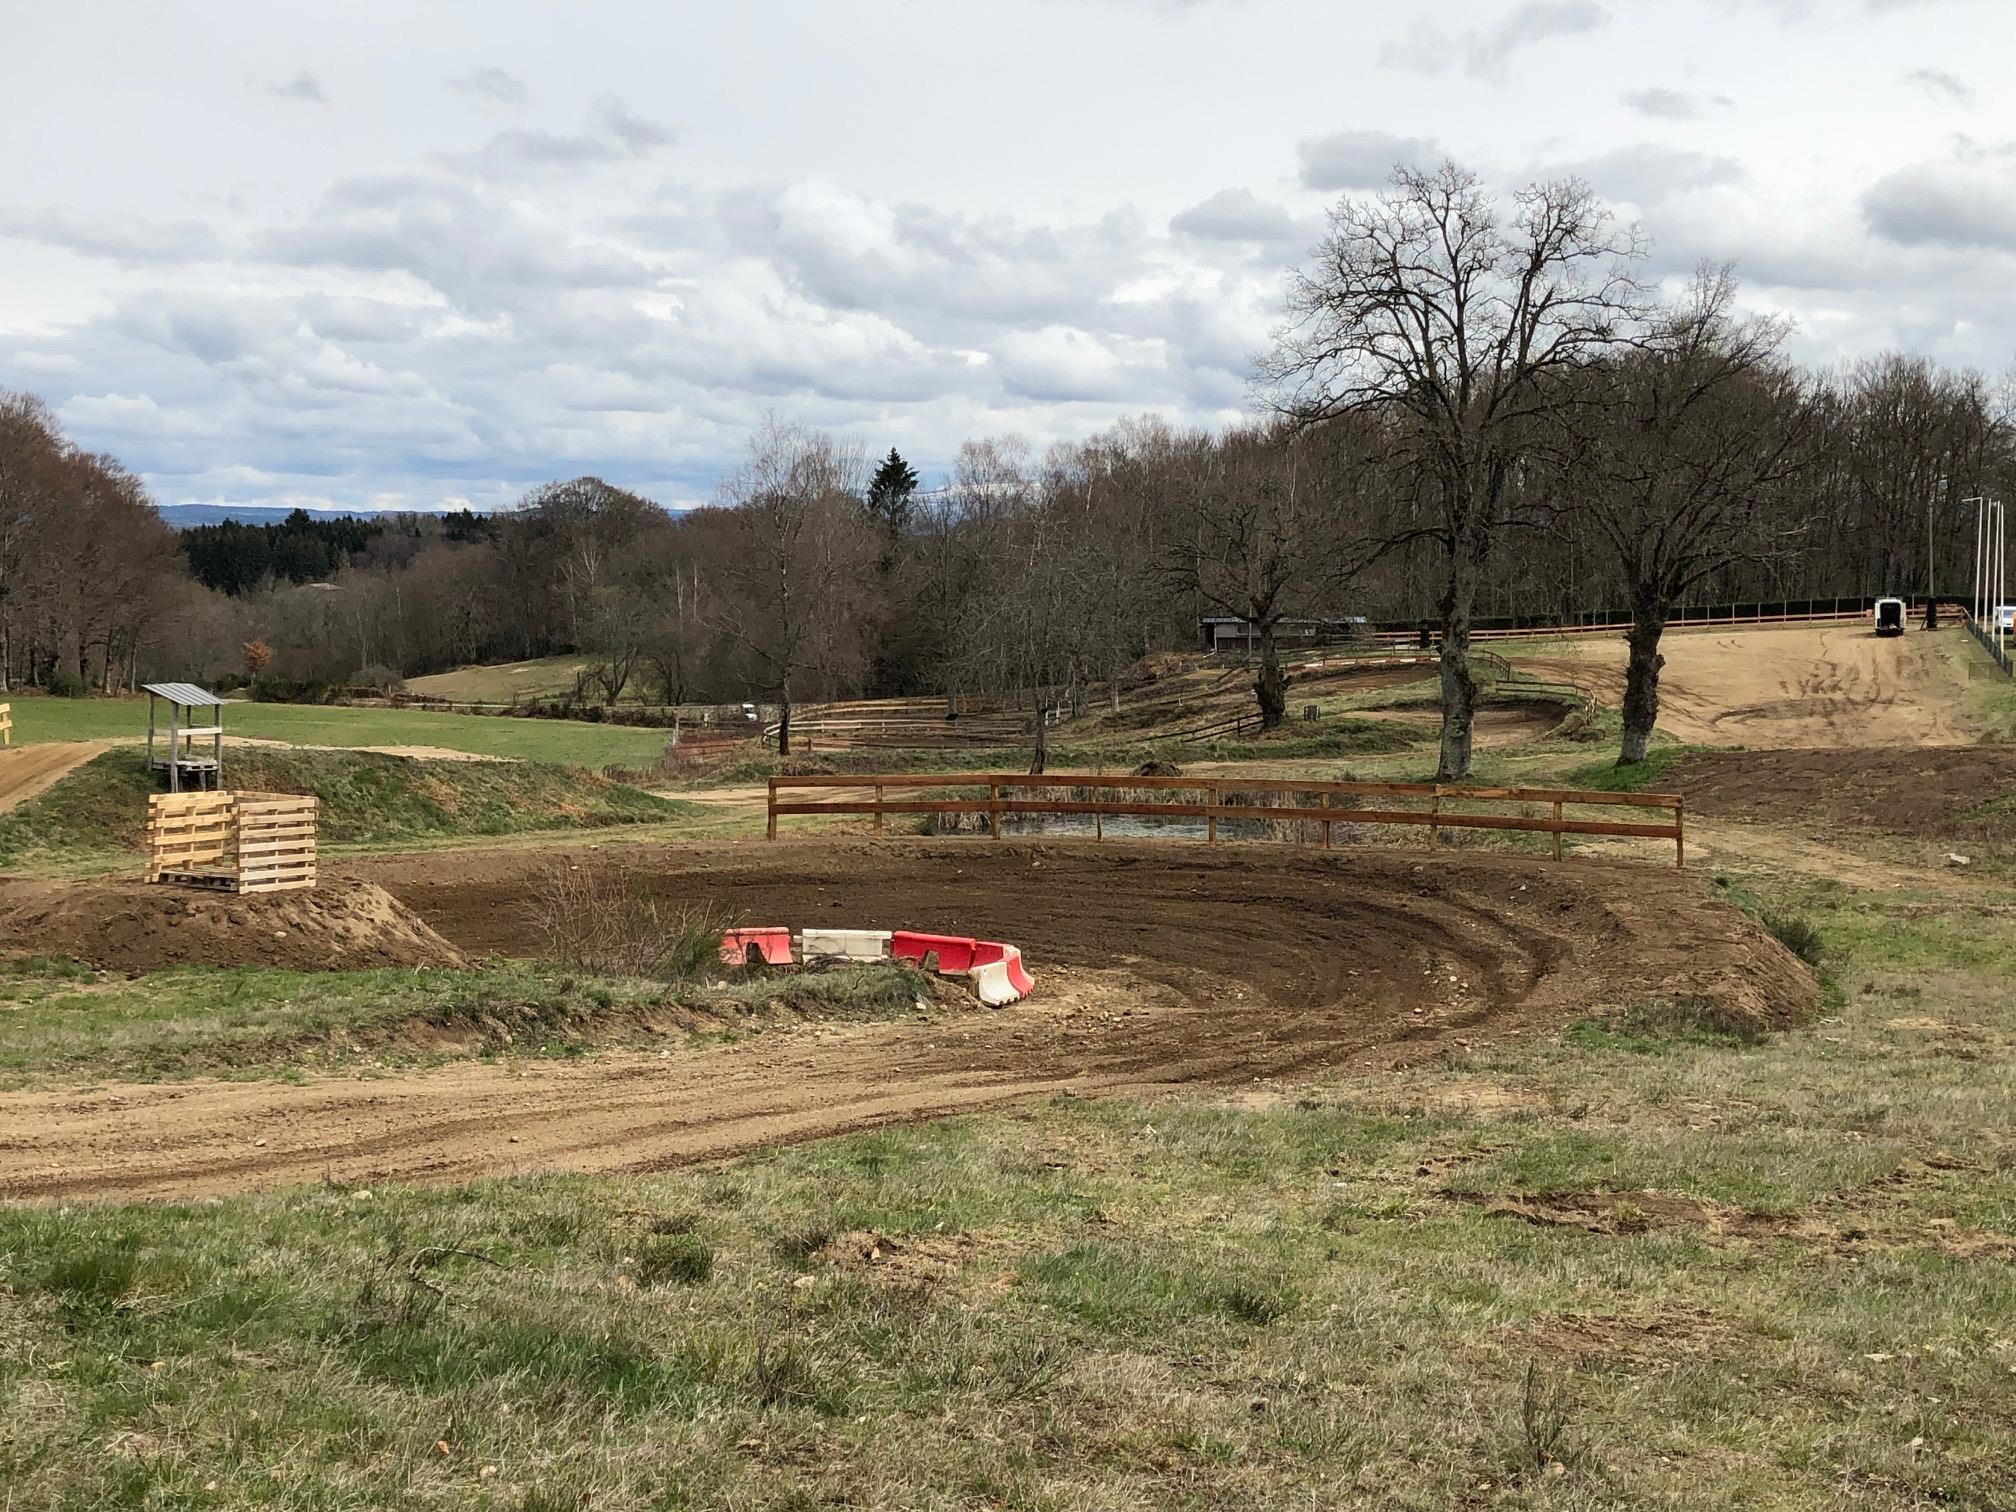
0 747 685 870
0 878 466 971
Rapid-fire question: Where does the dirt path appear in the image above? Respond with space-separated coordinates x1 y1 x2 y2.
1514 625 1982 748
0 741 106 813
0 842 1813 1201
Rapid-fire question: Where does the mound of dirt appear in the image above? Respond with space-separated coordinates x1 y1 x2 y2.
0 878 466 972
1666 747 2016 847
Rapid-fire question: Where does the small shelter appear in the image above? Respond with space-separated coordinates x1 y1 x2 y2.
144 683 226 792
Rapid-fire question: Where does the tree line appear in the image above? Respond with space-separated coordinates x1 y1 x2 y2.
2 161 2011 774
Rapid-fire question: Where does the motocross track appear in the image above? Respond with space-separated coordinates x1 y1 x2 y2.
0 842 1814 1201
0 741 105 813
1514 623 1983 748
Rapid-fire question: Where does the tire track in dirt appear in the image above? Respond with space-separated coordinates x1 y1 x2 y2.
0 842 1815 1202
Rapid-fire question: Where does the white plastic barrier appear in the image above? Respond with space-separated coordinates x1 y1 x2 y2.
799 928 893 961
968 944 1035 1006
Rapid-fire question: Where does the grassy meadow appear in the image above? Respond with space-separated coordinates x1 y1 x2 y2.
0 694 675 768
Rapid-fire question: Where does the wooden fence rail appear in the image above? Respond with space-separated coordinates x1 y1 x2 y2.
767 772 1684 868
0 702 10 748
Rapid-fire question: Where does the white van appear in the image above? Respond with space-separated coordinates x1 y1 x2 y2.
1998 605 2016 634
1872 597 1905 637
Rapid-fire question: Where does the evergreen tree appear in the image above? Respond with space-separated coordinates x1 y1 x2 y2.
864 448 919 538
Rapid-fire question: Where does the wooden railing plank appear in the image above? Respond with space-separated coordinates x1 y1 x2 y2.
767 771 1685 865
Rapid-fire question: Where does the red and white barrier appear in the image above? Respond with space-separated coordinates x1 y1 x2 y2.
719 924 1035 1003
720 927 793 966
969 940 1036 1006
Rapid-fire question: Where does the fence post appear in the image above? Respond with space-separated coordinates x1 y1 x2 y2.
1207 781 1219 844
1552 799 1563 861
1322 789 1333 851
1675 798 1685 870
766 779 778 841
873 783 883 837
989 783 1002 839
1428 789 1440 850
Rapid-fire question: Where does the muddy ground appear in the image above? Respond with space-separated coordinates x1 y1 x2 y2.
0 878 465 971
0 842 1815 1200
1664 746 2016 847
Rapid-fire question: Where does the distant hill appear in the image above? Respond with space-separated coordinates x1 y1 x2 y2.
157 504 490 529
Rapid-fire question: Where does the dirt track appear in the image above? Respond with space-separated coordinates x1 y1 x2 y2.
0 842 1814 1201
0 741 105 813
1516 624 1983 748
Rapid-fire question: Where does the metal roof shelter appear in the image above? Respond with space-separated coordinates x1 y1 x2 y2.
144 683 226 792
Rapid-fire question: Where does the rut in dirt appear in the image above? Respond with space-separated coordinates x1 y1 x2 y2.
0 842 1817 1201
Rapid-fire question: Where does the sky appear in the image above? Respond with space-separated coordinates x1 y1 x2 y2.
1 0 2010 512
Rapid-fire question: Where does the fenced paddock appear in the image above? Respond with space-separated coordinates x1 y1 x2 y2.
768 773 1685 867
145 791 319 894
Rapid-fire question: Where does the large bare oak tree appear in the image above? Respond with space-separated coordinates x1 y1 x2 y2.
1261 163 1650 779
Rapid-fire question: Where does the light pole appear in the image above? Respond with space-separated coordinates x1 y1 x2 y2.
1966 496 1988 629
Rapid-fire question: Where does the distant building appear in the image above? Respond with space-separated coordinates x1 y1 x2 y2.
1199 614 1368 653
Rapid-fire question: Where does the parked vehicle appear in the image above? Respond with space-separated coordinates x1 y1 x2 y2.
1873 597 1905 637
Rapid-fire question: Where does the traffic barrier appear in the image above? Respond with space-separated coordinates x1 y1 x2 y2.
801 927 892 961
969 941 1036 1006
718 924 1035 1003
891 931 981 973
720 927 793 966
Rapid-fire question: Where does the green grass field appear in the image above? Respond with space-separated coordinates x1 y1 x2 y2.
0 695 673 767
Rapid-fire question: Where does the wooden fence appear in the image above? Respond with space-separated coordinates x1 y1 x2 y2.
767 773 1685 868
0 703 10 748
145 791 319 894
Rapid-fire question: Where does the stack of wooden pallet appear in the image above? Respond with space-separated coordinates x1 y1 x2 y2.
144 791 318 894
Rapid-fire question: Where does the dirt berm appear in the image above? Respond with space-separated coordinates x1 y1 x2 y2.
0 842 1814 1200
0 878 465 971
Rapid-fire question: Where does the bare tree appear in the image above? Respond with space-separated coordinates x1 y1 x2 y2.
1176 423 1354 729
710 418 876 754
946 439 1086 774
1262 162 1651 779
1551 268 1816 764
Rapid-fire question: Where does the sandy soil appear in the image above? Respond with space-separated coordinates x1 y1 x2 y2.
0 741 106 813
1514 625 1983 748
0 842 1815 1200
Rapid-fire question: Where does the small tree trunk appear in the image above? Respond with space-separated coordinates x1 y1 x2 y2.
1435 537 1483 782
1029 690 1049 776
775 687 792 756
1254 619 1286 730
1618 601 1668 766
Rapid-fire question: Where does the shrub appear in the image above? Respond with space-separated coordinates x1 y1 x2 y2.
529 861 737 982
1763 912 1825 968
353 663 406 693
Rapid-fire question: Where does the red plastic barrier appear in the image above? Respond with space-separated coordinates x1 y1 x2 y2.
890 930 980 973
720 927 793 966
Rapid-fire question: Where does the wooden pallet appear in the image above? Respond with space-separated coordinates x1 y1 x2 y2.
145 791 318 894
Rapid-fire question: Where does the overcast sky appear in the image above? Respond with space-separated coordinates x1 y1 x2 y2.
1 0 2009 511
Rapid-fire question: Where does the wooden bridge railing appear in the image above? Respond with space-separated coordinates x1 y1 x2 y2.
767 772 1685 868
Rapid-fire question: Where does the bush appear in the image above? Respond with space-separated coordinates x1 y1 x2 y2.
529 861 738 981
353 664 406 693
1763 912 1824 968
